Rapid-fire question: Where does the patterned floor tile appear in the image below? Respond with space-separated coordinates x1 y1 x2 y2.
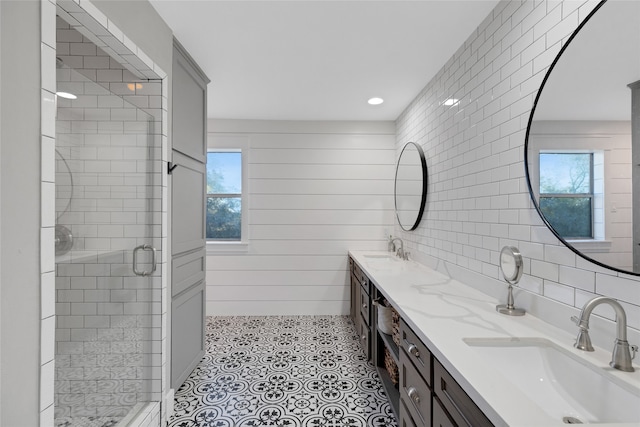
168 315 397 427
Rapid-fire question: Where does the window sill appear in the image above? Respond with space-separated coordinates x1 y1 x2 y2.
206 241 249 255
566 239 612 253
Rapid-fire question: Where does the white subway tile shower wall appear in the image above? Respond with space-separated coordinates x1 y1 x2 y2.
52 18 163 423
395 0 639 334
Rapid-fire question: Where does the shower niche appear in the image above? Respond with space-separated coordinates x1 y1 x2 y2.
54 15 164 426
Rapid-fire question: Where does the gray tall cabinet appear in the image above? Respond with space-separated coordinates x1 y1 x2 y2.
170 39 210 388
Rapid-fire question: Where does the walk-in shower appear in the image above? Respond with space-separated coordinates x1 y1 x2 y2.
54 15 163 426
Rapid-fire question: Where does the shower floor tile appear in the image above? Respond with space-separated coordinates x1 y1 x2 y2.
168 315 397 427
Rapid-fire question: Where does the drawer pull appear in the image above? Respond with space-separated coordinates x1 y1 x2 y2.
408 344 420 358
407 387 420 403
361 334 367 342
362 303 368 310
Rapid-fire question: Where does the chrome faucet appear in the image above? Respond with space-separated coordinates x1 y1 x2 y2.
390 237 409 260
571 296 638 372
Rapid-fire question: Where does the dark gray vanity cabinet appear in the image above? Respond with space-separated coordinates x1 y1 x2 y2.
349 255 494 427
399 319 494 427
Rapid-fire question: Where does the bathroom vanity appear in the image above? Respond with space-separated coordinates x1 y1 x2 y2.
350 254 491 427
348 251 640 427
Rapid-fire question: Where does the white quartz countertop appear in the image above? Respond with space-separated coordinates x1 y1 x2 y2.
349 250 640 427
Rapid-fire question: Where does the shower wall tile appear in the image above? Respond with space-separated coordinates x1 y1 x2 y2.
42 45 57 92
42 272 57 318
42 227 56 273
41 360 56 411
42 90 57 138
42 0 57 48
43 137 57 182
42 182 56 227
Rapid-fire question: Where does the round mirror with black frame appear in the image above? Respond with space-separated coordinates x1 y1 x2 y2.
524 0 640 275
395 141 428 231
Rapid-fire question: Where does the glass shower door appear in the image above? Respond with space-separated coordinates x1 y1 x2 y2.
54 58 163 426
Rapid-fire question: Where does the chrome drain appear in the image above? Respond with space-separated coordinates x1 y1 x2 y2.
563 416 583 424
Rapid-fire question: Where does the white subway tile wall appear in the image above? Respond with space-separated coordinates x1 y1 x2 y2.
395 0 639 333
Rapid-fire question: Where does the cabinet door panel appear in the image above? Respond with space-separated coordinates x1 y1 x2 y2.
350 272 358 322
358 316 370 360
360 285 371 326
173 43 207 162
171 282 205 387
171 151 205 255
172 248 205 297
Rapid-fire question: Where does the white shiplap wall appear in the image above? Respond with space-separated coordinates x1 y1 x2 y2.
395 0 640 338
206 120 396 315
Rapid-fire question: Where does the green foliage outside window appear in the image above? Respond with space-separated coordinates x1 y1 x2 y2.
539 197 592 238
539 153 593 239
206 197 241 240
207 152 242 241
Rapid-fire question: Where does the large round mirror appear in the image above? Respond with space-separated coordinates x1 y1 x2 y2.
395 142 427 231
525 0 640 275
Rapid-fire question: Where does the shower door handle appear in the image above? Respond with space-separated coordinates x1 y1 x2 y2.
133 244 157 276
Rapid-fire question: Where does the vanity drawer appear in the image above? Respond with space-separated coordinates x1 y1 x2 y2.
400 347 431 427
352 262 370 294
360 286 371 326
399 398 419 427
400 319 431 385
360 274 370 295
432 396 456 427
433 359 493 427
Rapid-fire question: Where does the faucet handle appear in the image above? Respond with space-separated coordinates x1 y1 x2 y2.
631 345 638 361
571 315 581 326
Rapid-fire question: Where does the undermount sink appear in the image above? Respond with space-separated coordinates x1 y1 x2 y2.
363 254 399 266
463 337 640 424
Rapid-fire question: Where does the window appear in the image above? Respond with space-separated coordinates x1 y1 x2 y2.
206 151 243 241
539 152 593 239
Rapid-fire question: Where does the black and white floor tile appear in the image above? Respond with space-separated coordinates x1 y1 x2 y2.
168 315 397 427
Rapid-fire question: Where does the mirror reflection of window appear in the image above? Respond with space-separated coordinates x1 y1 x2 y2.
539 153 594 239
525 0 639 274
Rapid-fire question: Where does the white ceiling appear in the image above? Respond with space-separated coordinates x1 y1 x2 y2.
148 0 500 121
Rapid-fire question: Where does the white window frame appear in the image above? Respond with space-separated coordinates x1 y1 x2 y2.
206 135 249 253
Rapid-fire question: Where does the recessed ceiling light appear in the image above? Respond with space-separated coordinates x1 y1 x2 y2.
443 98 459 106
368 97 384 105
56 91 77 100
